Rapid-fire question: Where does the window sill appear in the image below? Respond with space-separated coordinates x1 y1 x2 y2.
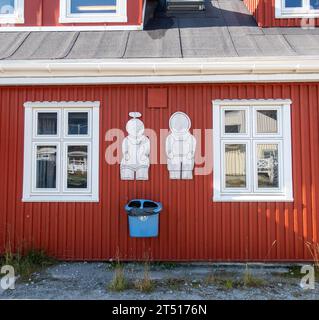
22 195 99 202
0 16 24 24
59 15 128 24
275 12 319 19
213 194 294 202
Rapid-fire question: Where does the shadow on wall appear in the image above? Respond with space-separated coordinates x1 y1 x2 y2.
144 0 258 38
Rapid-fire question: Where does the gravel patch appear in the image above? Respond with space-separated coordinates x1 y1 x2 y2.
0 262 318 300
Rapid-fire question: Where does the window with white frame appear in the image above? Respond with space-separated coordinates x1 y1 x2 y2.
276 0 319 18
213 100 293 202
0 0 24 24
59 0 127 23
23 102 100 202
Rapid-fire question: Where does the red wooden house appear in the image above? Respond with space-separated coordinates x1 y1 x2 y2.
0 0 318 262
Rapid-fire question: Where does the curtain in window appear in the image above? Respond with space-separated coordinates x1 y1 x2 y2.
38 113 57 135
36 147 57 188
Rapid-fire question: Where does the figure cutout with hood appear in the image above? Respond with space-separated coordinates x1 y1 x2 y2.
166 112 196 179
120 112 150 180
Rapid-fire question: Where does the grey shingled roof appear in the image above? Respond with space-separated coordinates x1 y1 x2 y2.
1 0 319 60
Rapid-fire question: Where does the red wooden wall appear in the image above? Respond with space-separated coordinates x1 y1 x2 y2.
11 0 144 27
0 83 318 262
244 0 319 27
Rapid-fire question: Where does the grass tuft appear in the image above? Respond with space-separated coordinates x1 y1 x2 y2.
108 264 129 292
224 279 234 289
306 241 319 273
204 274 218 286
134 263 155 293
1 246 56 281
243 265 265 287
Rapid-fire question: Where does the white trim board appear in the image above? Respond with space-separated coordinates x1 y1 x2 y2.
0 25 143 31
24 101 100 108
1 73 319 86
1 57 319 84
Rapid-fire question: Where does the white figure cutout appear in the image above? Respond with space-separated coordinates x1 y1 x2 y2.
120 112 150 180
166 112 196 180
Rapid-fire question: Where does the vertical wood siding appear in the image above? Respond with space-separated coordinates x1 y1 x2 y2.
0 83 318 261
244 0 319 27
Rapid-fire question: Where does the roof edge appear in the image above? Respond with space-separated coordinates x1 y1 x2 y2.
1 57 319 84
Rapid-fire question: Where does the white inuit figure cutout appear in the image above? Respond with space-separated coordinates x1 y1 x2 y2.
121 112 150 180
166 112 196 180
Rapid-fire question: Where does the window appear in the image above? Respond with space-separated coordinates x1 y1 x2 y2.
23 102 100 202
276 0 319 18
213 100 293 202
59 0 127 23
0 0 24 24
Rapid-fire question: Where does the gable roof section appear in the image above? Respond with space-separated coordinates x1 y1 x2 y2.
1 0 319 60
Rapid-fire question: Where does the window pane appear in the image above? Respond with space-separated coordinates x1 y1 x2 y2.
68 112 88 135
284 0 302 7
256 110 278 134
310 0 319 9
37 113 58 135
36 146 57 189
257 144 279 188
0 0 14 14
70 0 117 14
224 110 246 134
67 146 88 189
225 144 246 188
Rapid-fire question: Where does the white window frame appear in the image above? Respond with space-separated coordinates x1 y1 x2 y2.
59 0 127 23
63 142 92 194
222 106 250 138
23 101 100 202
221 140 250 193
275 0 319 18
213 99 293 202
32 142 61 194
0 0 24 24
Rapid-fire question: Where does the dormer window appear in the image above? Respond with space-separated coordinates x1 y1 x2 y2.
59 0 127 23
276 0 319 18
0 0 24 24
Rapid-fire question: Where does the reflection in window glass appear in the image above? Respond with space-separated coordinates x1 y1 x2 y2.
257 144 279 188
70 0 117 14
36 146 57 189
224 110 246 134
310 0 319 9
68 112 88 135
285 0 302 7
256 110 278 134
225 144 246 188
0 0 14 14
37 113 58 135
67 146 88 189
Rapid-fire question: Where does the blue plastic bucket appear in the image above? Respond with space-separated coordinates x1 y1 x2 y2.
125 199 162 238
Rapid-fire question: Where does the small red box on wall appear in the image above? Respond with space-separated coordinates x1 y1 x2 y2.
147 87 168 109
